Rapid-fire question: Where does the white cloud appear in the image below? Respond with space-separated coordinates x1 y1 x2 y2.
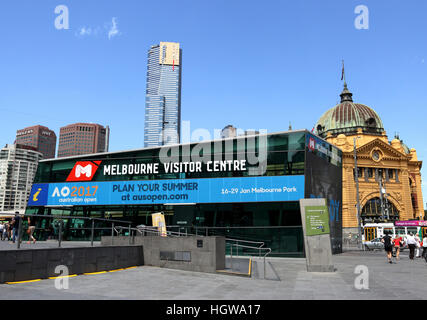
78 27 92 36
108 18 120 40
75 18 120 39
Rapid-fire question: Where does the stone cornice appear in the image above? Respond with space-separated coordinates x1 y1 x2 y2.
341 138 411 160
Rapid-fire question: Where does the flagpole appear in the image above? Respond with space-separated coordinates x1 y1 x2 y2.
342 60 346 83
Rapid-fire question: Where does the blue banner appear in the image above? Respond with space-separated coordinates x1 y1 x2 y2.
27 175 305 207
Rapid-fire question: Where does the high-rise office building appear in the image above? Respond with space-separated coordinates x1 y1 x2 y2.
15 125 57 159
144 42 182 147
0 144 43 214
221 125 237 139
57 123 109 158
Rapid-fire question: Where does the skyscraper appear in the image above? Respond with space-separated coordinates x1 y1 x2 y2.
144 42 182 147
57 123 109 158
15 125 57 159
0 144 43 214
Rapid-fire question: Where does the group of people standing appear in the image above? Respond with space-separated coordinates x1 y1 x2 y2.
382 232 427 263
0 212 37 244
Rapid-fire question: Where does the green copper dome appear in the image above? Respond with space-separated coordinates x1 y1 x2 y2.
315 83 384 138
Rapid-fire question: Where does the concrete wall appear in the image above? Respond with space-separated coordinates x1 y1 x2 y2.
0 246 143 284
102 236 225 273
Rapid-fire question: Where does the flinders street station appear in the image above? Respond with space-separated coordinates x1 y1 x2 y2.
314 80 425 237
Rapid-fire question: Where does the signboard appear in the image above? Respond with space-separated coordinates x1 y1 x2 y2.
305 205 330 236
152 212 167 237
306 133 342 166
159 42 180 66
27 175 305 207
394 221 427 227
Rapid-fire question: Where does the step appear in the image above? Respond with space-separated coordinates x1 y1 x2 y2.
216 257 252 277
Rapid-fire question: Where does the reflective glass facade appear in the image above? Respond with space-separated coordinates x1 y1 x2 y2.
26 130 343 257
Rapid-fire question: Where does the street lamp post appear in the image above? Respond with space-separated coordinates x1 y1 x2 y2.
378 170 389 221
378 172 385 221
353 137 363 250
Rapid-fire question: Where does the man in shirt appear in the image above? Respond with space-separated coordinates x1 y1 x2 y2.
406 233 417 260
11 212 21 244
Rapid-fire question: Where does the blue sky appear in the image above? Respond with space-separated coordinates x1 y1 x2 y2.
1 0 427 200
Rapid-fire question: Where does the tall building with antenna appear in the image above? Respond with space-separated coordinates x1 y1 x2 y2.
144 42 182 147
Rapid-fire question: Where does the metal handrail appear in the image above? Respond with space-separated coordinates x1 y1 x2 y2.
228 243 272 279
24 214 132 225
193 225 302 229
14 214 132 249
225 238 265 257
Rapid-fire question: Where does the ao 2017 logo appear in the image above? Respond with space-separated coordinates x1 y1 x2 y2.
51 186 99 198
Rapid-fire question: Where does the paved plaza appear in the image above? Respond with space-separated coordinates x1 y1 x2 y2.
0 245 426 300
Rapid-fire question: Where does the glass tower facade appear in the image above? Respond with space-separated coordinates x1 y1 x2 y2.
144 42 182 147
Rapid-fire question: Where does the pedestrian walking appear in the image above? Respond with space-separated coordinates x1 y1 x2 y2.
0 222 4 241
11 212 21 244
415 234 421 258
381 232 394 264
393 234 404 261
27 216 37 244
406 233 417 260
422 235 427 259
4 222 10 241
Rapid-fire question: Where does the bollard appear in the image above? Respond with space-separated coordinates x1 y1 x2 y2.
230 244 233 270
90 219 94 247
129 225 131 245
111 223 114 245
264 256 266 279
58 220 62 248
16 218 23 250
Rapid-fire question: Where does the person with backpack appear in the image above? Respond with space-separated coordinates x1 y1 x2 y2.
381 232 394 264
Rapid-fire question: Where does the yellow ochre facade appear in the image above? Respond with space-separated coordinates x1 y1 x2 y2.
314 82 424 236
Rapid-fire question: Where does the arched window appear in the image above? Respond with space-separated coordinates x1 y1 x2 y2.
365 117 377 127
361 197 399 223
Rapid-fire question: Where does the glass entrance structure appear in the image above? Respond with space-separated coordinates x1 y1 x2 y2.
26 130 343 256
